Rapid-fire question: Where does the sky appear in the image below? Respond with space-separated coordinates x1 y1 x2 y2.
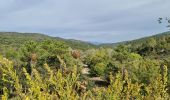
0 0 170 43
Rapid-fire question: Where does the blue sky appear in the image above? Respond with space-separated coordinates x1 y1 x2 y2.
0 0 170 43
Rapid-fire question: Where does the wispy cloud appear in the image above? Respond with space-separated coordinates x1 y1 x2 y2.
0 0 170 43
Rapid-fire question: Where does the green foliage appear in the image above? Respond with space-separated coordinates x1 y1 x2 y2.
0 32 96 51
20 40 76 69
83 48 110 76
0 32 170 99
128 32 170 57
92 62 107 76
0 56 82 99
126 59 160 84
1 56 169 99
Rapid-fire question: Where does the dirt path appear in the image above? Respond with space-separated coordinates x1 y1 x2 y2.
81 67 105 81
81 66 109 86
89 77 104 81
81 67 90 74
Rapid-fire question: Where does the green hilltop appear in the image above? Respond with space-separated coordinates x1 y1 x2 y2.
0 32 97 50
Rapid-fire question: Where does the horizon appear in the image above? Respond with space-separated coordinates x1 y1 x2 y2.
0 31 169 44
0 0 170 42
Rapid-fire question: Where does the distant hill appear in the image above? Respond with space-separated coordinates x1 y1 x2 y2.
98 31 170 59
0 32 97 50
99 31 170 48
126 31 170 58
57 38 97 50
0 31 169 51
99 41 126 48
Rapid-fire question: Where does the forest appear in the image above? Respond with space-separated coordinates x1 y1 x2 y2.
0 31 170 100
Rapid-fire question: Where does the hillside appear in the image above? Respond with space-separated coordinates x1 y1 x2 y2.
99 31 170 48
97 31 170 60
0 31 170 57
126 31 170 58
0 32 96 50
0 31 170 99
125 31 170 45
1 31 169 50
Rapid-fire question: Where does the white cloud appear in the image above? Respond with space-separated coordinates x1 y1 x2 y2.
0 0 170 43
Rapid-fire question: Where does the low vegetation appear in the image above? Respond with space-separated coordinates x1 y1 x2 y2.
0 32 170 99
